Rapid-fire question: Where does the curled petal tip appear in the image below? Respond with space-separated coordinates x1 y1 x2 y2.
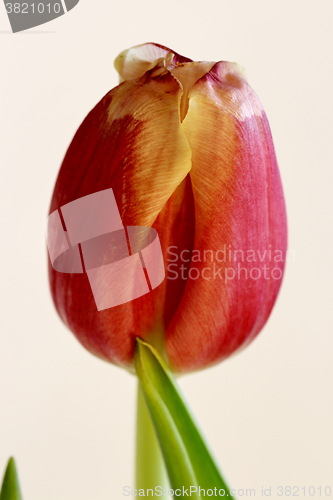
114 42 193 82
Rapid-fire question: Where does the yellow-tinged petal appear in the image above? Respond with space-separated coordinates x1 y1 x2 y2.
49 64 193 368
50 65 192 228
166 62 287 372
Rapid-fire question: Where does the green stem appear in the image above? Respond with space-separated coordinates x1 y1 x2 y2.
136 383 169 497
135 338 236 499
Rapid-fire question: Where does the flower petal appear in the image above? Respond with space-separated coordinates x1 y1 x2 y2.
49 65 193 368
49 176 195 369
50 65 191 227
165 63 287 372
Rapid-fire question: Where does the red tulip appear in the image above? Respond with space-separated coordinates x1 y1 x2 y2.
48 43 287 373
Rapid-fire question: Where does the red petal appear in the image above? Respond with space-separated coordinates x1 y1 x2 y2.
165 62 287 372
49 65 192 368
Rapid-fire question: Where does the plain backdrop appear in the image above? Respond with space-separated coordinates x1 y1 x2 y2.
0 1 332 499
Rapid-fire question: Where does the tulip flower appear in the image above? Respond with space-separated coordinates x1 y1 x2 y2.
48 42 287 374
45 42 288 498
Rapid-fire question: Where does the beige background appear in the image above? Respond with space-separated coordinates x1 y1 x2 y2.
0 1 332 499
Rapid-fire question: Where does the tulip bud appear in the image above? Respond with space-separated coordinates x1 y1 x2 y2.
48 43 287 373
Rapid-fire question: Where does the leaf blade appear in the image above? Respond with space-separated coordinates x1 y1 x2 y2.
135 338 236 498
0 458 23 500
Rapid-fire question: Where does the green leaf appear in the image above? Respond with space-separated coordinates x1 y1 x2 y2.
0 458 23 500
135 338 236 499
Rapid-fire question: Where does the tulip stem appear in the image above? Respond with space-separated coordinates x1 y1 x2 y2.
136 383 169 496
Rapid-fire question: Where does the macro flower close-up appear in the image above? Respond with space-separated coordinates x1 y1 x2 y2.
2 3 332 498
